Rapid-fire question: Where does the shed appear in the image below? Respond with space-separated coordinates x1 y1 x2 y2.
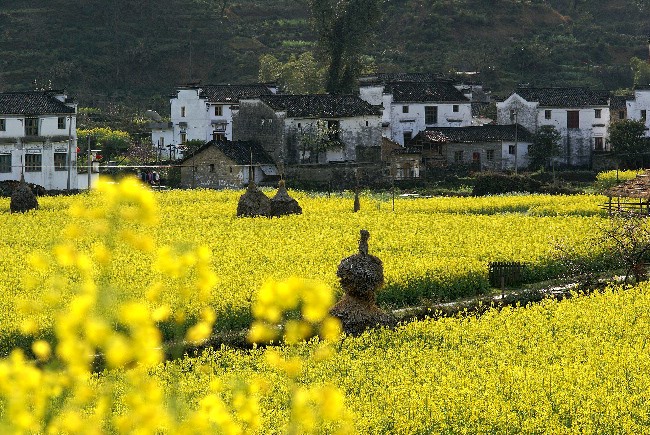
605 170 650 215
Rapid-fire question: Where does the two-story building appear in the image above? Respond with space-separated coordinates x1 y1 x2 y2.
358 75 473 145
626 87 650 136
0 90 79 190
496 87 611 167
151 83 277 159
233 94 383 165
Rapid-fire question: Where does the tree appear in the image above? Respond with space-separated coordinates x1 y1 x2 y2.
631 56 650 87
299 120 342 163
528 125 561 170
308 0 382 94
608 119 649 168
600 213 650 283
258 52 326 94
77 127 131 164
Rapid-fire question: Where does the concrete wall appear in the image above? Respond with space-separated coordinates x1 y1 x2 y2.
232 100 286 162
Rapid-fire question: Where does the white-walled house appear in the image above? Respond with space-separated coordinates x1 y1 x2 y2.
496 87 611 167
234 95 383 165
626 87 650 136
0 90 79 190
151 83 277 159
358 75 473 145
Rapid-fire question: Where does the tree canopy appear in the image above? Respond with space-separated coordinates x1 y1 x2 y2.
308 0 382 94
608 119 649 168
528 125 562 170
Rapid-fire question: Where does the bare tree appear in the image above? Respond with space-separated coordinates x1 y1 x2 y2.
600 213 650 283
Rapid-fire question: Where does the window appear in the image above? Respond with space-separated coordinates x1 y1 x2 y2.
54 152 67 171
365 120 369 127
214 106 222 116
619 110 625 120
454 150 463 163
181 106 186 117
425 106 438 124
594 109 602 119
25 118 39 136
25 153 41 172
209 163 215 173
402 105 409 114
180 132 187 144
567 110 579 129
594 137 604 151
58 117 66 129
486 149 495 161
545 110 552 120
510 109 517 122
642 110 647 121
212 132 225 142
0 153 10 173
453 105 459 113
509 145 516 155
0 119 5 131
403 132 412 143
159 137 165 148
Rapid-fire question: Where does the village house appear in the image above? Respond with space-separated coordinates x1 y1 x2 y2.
381 137 421 180
151 83 277 160
233 94 383 165
178 140 278 189
358 74 473 145
409 124 533 171
0 90 80 190
496 86 611 167
626 87 650 136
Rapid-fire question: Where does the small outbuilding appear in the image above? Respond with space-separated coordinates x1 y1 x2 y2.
605 170 650 215
179 140 279 189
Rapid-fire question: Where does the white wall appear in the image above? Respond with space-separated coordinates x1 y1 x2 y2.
627 89 650 136
389 102 472 145
501 140 531 170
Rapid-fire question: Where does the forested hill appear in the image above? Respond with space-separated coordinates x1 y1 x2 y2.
1 0 649 111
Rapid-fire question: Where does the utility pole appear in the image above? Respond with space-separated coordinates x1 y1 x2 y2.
87 135 91 190
514 111 518 174
66 114 72 190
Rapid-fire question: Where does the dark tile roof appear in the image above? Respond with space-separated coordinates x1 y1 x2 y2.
183 140 275 165
387 81 469 103
259 95 381 118
513 87 610 107
359 72 443 86
415 125 533 144
0 90 75 115
610 95 632 110
196 84 273 103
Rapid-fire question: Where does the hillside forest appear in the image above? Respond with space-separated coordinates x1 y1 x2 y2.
1 0 649 113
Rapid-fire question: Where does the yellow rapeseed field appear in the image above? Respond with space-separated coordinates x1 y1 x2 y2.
0 184 608 337
0 177 646 433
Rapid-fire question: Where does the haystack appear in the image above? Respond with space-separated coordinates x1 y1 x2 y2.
330 229 396 335
10 179 39 213
270 180 302 217
237 180 271 217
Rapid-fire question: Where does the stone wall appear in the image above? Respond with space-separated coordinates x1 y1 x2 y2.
179 146 245 189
